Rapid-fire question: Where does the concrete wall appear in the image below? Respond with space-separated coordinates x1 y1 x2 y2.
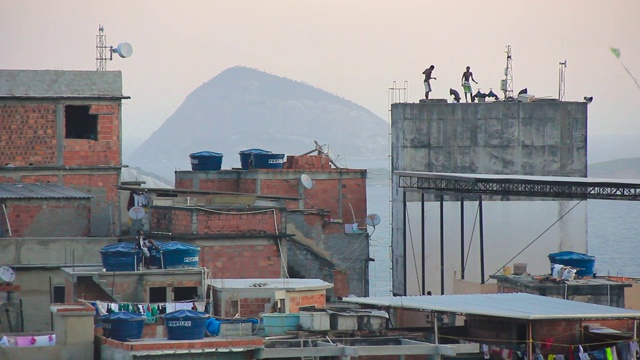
0 237 115 331
391 101 588 295
286 212 370 297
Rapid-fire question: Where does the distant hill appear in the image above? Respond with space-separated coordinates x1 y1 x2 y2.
127 66 389 178
588 158 640 179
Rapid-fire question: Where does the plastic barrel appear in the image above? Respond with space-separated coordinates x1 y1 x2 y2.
100 312 145 342
189 151 223 171
164 310 209 340
100 242 141 272
238 149 272 170
252 153 285 169
158 241 200 269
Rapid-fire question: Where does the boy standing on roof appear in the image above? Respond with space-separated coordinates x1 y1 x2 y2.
461 66 478 102
422 65 436 99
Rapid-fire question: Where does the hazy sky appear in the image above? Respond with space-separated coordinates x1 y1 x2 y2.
2 1 638 161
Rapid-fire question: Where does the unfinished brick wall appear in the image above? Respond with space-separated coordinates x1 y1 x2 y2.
287 292 326 313
238 297 272 317
63 103 121 167
0 104 57 166
150 207 283 235
3 199 90 237
201 244 282 279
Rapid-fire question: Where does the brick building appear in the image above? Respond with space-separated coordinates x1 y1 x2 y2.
0 70 127 236
129 154 371 297
0 69 127 331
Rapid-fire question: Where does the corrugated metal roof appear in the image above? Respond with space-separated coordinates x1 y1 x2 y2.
0 70 126 98
396 171 640 186
208 278 333 291
0 183 92 199
342 293 640 320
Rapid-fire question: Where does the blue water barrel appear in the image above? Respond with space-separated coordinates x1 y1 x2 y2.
548 251 596 277
189 151 223 171
164 310 209 340
100 312 145 342
252 153 285 169
100 242 141 272
158 241 200 269
148 241 165 269
239 148 272 170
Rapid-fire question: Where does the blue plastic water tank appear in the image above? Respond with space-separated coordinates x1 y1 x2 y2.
189 151 223 171
238 148 272 170
164 310 209 340
548 251 596 277
158 241 200 269
252 153 285 169
148 241 165 269
100 312 145 342
100 242 141 272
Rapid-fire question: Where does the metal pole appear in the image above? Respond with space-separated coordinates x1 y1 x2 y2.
421 192 426 295
403 191 407 295
460 197 465 280
528 321 533 360
479 196 485 284
440 195 444 295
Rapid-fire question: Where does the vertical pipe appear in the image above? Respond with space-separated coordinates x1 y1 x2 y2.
440 195 444 295
528 321 533 360
434 310 440 360
20 298 25 332
460 197 465 280
421 192 426 295
49 276 53 331
479 196 485 284
403 191 407 295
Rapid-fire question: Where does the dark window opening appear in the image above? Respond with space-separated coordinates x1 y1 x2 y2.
52 285 65 303
149 287 167 303
229 299 239 317
174 286 198 302
65 105 98 140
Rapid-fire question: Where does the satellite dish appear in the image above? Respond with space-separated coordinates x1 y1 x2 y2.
0 266 16 283
114 42 133 58
365 213 382 227
300 174 314 189
128 206 145 220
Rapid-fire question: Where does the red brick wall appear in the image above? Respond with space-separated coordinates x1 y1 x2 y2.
288 292 326 313
5 200 90 237
0 104 57 166
63 173 120 204
198 179 242 192
151 207 282 235
175 178 193 190
333 270 350 298
239 297 272 317
201 244 282 279
20 175 59 184
63 104 121 166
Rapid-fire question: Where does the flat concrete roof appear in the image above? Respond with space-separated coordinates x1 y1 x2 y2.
0 69 128 99
208 278 333 291
342 293 640 320
491 275 632 288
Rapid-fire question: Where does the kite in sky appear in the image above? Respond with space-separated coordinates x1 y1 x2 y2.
610 47 640 91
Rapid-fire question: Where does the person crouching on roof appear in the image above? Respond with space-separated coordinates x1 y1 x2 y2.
136 229 160 269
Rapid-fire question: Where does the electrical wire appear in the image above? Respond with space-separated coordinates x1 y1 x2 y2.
484 199 584 283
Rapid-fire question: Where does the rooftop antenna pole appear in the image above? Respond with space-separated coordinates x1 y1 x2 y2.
95 25 133 71
501 45 514 99
96 25 108 71
558 60 567 101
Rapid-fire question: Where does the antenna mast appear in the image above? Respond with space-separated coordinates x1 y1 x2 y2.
558 60 567 101
96 25 108 71
501 45 514 99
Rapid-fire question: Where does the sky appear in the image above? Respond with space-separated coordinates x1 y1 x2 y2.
1 1 638 162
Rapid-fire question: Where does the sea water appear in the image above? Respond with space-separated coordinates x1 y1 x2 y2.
365 177 640 296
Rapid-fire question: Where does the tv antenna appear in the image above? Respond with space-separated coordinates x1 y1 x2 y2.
501 45 514 99
558 60 567 101
96 25 133 71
